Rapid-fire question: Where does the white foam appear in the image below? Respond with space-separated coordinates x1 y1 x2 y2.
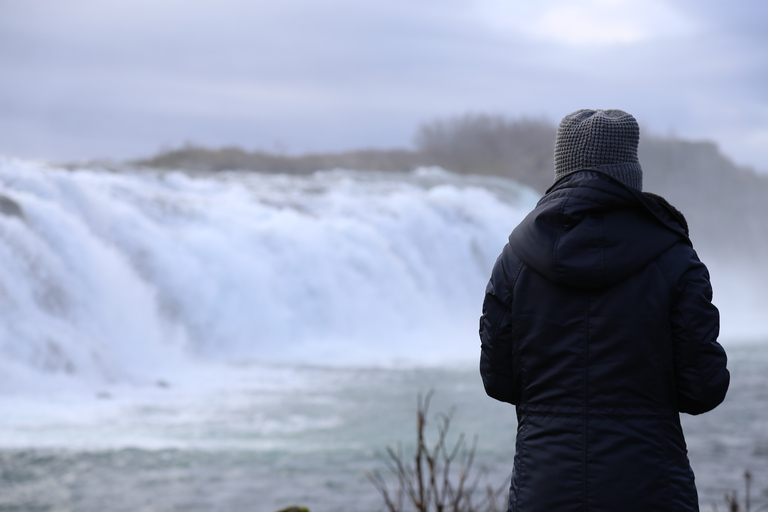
0 159 537 393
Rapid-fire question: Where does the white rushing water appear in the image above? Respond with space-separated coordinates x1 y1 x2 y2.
0 158 544 394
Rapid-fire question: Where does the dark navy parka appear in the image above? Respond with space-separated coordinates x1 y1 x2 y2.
479 171 729 512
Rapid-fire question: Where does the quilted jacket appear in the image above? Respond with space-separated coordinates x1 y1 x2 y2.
480 171 729 512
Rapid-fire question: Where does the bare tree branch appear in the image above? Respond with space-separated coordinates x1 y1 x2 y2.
368 392 508 512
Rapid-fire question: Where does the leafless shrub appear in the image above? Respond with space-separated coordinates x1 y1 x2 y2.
367 392 507 512
713 470 768 512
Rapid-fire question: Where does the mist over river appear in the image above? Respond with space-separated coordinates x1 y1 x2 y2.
0 158 766 511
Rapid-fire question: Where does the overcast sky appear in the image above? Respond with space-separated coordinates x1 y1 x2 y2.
1 0 767 171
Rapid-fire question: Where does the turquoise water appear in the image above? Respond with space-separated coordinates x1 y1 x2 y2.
1 343 765 512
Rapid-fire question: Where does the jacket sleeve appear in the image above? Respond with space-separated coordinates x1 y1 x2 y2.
666 246 730 415
479 244 522 405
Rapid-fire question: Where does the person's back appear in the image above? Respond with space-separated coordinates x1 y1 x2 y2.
479 109 729 512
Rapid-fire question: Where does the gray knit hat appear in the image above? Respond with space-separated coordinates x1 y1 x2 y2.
554 109 643 190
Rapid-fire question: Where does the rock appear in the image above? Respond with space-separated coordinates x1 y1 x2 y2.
0 195 24 220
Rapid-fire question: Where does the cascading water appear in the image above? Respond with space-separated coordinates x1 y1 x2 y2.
0 158 541 392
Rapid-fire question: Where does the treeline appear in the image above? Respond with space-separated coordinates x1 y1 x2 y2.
135 114 768 266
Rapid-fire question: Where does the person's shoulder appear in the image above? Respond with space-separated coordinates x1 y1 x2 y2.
643 192 689 236
654 236 711 293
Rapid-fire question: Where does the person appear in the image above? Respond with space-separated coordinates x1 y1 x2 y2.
479 109 730 512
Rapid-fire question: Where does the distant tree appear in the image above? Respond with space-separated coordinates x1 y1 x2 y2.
414 114 555 192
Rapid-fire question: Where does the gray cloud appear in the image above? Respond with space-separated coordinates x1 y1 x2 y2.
0 0 766 171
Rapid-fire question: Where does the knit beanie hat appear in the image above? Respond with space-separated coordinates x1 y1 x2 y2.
554 109 643 190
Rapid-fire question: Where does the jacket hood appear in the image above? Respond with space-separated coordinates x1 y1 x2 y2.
509 171 691 289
